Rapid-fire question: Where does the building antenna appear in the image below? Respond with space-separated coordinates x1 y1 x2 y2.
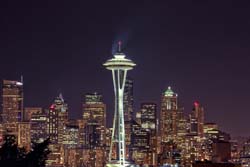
21 75 23 84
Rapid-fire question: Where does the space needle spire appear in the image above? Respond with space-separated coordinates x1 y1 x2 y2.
103 42 136 167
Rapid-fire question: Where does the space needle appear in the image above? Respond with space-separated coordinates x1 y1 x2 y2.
103 41 137 167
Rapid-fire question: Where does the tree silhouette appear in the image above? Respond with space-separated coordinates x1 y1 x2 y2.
0 135 50 167
25 138 51 167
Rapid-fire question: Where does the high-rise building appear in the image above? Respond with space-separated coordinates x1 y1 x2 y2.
139 103 157 134
46 96 65 167
46 94 68 167
212 141 231 163
124 78 134 122
139 103 157 166
84 121 101 148
76 119 84 148
124 78 134 156
160 87 187 166
83 93 106 126
47 94 68 144
203 123 220 161
189 101 204 137
30 110 47 143
1 79 23 136
131 120 150 165
47 105 58 144
57 94 68 144
62 124 79 147
183 102 206 166
24 107 42 121
204 123 219 133
160 86 178 142
18 122 31 150
103 42 136 166
82 92 107 167
242 139 250 157
82 92 106 146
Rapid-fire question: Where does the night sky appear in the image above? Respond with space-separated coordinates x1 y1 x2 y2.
1 1 250 136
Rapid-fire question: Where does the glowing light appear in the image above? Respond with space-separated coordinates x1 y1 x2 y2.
16 82 23 86
50 104 55 109
194 101 199 107
164 86 174 97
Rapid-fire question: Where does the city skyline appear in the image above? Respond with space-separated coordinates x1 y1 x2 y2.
1 1 250 138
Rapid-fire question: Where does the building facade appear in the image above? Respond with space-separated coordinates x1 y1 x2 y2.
2 79 23 136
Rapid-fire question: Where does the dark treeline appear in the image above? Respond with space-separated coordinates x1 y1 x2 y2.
0 135 50 167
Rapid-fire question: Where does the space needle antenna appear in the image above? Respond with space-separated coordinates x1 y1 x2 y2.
118 41 122 52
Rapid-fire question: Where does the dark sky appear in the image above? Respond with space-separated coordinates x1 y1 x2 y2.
0 0 250 136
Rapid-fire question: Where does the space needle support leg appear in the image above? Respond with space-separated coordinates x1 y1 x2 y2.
117 69 122 165
121 70 127 165
118 69 127 166
109 69 117 162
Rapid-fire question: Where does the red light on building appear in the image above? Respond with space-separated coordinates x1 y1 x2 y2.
194 101 199 107
50 104 55 109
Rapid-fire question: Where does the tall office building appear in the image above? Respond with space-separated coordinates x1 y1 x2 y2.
24 107 42 121
183 102 206 166
82 92 106 146
46 94 68 167
139 103 157 166
160 87 188 166
123 78 134 159
47 94 68 144
139 103 157 133
189 101 204 137
124 78 134 122
2 79 23 136
242 139 250 157
62 124 79 147
30 109 47 143
131 120 150 165
82 92 106 126
57 94 68 144
160 86 178 142
18 122 31 150
82 92 107 167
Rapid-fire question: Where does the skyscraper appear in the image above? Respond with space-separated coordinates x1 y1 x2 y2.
130 120 150 165
160 87 187 166
83 93 106 128
123 78 134 159
18 122 31 150
124 78 134 122
56 94 68 144
30 109 47 143
82 92 106 146
183 102 206 166
24 107 42 121
132 103 158 166
160 86 178 142
82 92 107 167
103 42 136 167
46 94 68 167
47 94 68 144
190 101 204 137
1 79 23 136
139 103 157 133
